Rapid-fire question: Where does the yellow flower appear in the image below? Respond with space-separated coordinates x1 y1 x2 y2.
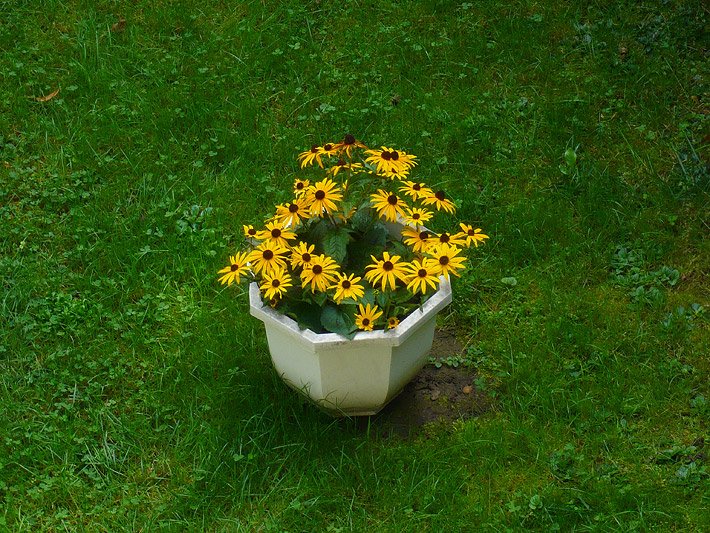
297 145 324 168
364 251 409 291
275 197 310 227
260 267 293 300
404 258 440 295
307 178 343 216
426 243 466 279
402 226 433 254
399 180 433 201
370 189 408 222
455 223 490 248
355 304 383 331
247 241 290 275
293 178 310 197
431 231 467 248
328 159 363 177
255 221 297 248
290 241 315 270
403 207 433 227
365 146 417 175
334 133 367 158
379 167 410 180
421 189 456 214
387 316 400 329
300 254 340 292
331 273 365 304
243 225 258 239
320 142 339 159
217 252 251 286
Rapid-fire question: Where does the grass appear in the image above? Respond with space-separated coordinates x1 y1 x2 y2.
1 0 708 530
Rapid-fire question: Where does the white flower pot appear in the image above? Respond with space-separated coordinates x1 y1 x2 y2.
249 279 452 416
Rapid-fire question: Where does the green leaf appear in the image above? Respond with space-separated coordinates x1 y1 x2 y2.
320 304 356 337
323 227 351 264
351 207 374 232
284 301 323 333
362 222 388 247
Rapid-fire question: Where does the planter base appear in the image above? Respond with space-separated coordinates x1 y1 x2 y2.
250 280 451 417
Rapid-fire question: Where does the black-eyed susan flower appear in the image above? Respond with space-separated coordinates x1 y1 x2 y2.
431 231 467 248
247 241 290 275
331 273 365 304
320 142 339 159
290 241 315 270
402 226 433 254
364 251 409 291
379 167 410 180
300 254 340 292
255 221 297 248
422 189 456 214
243 225 259 239
328 159 363 177
307 178 343 216
387 316 400 329
455 223 490 248
293 178 310 197
260 267 293 300
297 145 324 168
403 207 433 227
355 303 383 331
334 133 367 158
370 189 408 222
364 146 404 174
404 258 440 295
217 251 251 286
399 180 434 201
275 197 310 227
426 243 467 279
397 150 417 170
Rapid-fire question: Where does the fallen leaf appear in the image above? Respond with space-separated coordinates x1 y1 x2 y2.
112 18 127 33
35 88 60 102
462 385 472 394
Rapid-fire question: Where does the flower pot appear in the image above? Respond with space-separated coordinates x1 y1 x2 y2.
249 279 452 416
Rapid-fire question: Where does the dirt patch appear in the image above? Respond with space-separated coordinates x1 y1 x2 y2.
355 329 492 438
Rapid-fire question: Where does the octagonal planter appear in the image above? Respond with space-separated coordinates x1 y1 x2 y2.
249 279 452 416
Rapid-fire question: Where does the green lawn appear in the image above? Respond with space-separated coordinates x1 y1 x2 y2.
1 0 708 530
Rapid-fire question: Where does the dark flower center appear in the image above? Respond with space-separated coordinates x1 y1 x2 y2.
419 231 429 240
315 190 326 200
390 150 399 161
387 194 398 205
341 280 351 289
311 145 319 153
312 265 323 274
272 279 280 287
381 151 392 161
413 183 421 191
440 233 450 243
435 190 446 200
418 268 428 278
389 318 397 324
344 134 355 145
231 264 239 272
301 253 311 262
324 143 333 151
383 261 394 271
439 256 450 266
296 182 305 190
289 203 299 213
271 228 281 238
362 318 370 326
248 228 257 235
262 250 274 260
412 213 420 220
468 229 476 236
337 159 346 166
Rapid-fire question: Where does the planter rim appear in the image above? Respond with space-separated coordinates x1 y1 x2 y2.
249 277 451 349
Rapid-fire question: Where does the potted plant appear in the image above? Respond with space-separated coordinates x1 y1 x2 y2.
218 135 488 416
